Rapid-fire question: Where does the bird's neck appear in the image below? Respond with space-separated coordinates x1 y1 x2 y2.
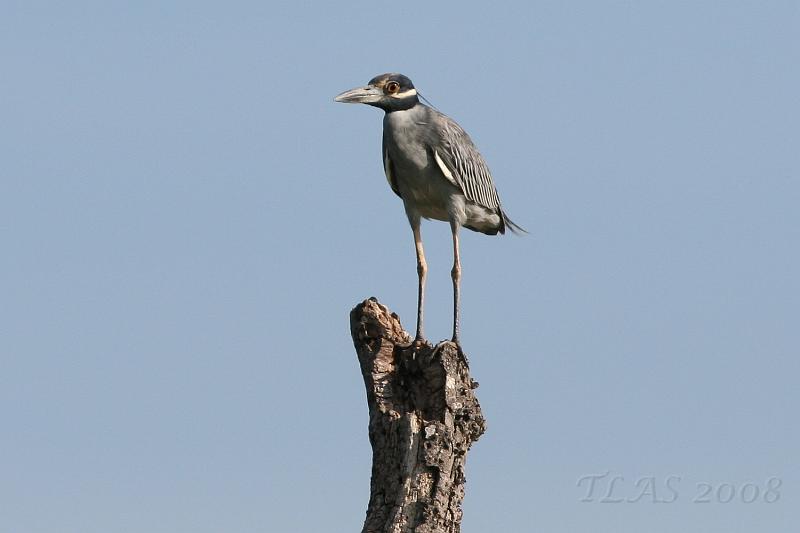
383 98 420 113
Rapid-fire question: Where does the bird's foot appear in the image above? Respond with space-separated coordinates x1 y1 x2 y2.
430 339 470 367
449 337 470 367
412 336 428 351
401 335 429 352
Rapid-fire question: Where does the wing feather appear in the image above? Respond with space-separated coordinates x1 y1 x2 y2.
433 114 501 210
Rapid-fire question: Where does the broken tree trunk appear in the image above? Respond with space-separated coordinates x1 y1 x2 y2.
350 298 486 533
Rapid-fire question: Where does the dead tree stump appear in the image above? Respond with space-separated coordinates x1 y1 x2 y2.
350 297 486 533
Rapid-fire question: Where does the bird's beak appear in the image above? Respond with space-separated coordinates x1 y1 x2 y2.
334 85 383 104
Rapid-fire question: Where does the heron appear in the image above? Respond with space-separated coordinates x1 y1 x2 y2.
335 73 523 347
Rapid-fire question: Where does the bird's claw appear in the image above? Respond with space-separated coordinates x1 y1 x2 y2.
400 336 428 352
452 339 469 367
433 338 469 367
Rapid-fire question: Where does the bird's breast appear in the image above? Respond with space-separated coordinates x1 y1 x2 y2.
385 118 429 170
383 126 454 220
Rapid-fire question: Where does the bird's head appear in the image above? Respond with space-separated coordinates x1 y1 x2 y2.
334 73 419 112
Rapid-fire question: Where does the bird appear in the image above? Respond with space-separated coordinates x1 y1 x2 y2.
334 73 523 348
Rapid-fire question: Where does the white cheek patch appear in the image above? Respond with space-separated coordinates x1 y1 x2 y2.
390 88 418 99
434 150 458 186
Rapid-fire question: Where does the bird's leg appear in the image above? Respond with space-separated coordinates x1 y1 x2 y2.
412 221 427 343
450 220 462 346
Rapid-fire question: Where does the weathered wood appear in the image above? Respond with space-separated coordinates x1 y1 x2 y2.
350 298 486 533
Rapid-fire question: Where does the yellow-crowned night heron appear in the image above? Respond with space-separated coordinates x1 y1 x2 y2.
335 73 524 347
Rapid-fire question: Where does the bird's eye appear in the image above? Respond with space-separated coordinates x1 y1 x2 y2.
386 81 400 94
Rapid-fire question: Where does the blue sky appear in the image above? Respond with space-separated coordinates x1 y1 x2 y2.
1 2 797 532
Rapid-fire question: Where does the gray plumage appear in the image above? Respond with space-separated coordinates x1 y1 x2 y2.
383 102 515 235
335 73 524 347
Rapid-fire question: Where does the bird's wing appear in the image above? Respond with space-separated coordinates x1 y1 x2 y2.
432 114 501 210
382 135 402 198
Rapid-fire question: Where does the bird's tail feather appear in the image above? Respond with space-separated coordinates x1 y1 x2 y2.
501 209 528 235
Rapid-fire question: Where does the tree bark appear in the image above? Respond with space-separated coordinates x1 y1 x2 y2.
350 297 486 533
